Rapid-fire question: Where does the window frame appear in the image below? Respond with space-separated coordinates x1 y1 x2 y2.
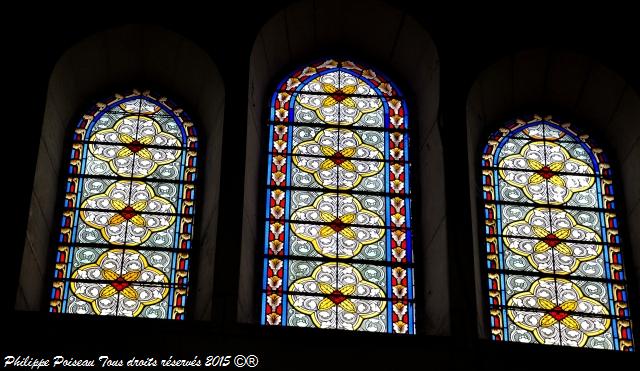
256 57 422 334
478 113 636 351
43 89 204 320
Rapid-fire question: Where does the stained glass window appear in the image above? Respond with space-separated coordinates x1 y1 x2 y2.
49 90 197 319
482 115 634 350
261 59 414 333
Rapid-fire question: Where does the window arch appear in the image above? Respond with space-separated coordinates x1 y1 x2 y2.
482 114 634 350
261 59 414 333
49 90 198 319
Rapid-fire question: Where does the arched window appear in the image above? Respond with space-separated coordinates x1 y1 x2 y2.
261 59 414 333
482 115 634 350
49 90 197 319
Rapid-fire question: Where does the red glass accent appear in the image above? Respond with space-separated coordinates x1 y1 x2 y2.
120 206 137 220
538 166 554 180
329 218 346 233
328 290 346 304
330 152 346 165
330 90 347 102
549 306 569 321
543 234 560 248
111 277 130 292
126 140 143 153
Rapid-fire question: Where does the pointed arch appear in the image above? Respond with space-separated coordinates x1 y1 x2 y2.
49 90 198 319
16 25 224 320
240 0 443 335
481 114 634 350
261 58 414 333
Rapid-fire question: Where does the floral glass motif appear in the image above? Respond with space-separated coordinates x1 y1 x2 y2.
71 249 169 317
291 193 384 258
288 263 386 330
50 90 197 319
292 129 384 189
80 181 176 245
262 59 414 333
482 115 634 350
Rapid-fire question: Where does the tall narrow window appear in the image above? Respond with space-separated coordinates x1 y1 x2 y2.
482 115 634 350
49 90 197 319
262 59 414 333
